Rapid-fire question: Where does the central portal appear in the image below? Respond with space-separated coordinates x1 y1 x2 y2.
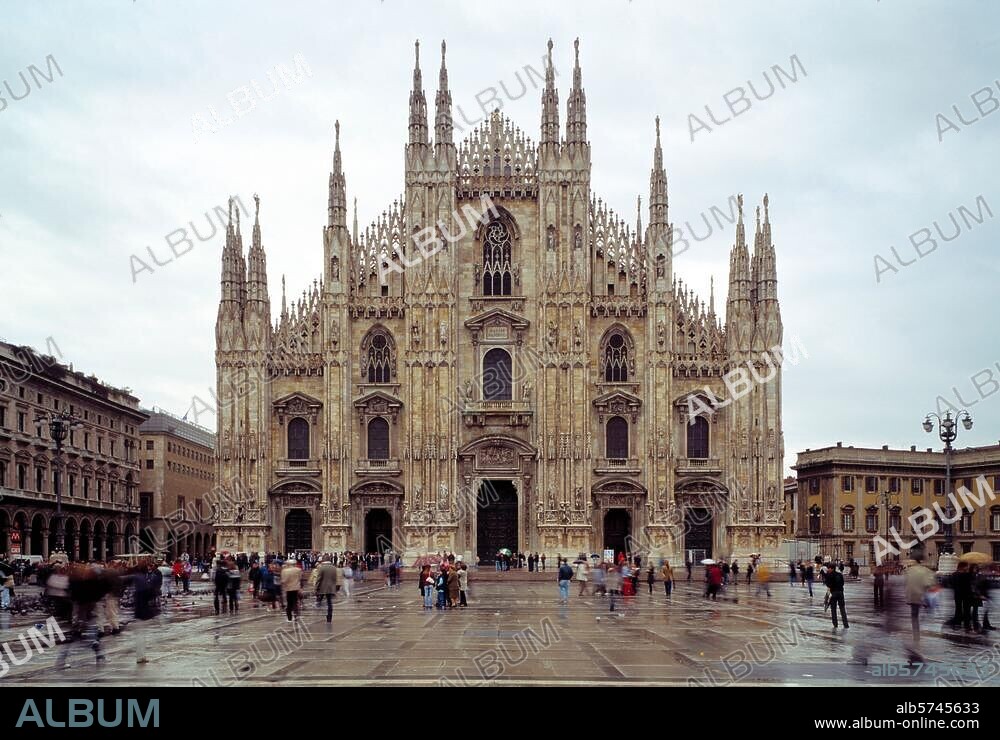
476 480 517 565
284 509 313 552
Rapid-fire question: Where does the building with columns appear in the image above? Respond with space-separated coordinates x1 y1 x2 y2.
213 39 786 563
0 339 144 561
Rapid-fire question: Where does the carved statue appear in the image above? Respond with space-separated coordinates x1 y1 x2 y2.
574 486 583 510
657 320 665 345
547 484 556 510
521 379 532 401
463 378 475 402
414 484 423 508
512 263 520 286
573 226 583 250
331 256 340 280
440 321 448 346
573 320 583 350
546 226 556 250
439 482 449 508
412 323 421 346
546 319 558 351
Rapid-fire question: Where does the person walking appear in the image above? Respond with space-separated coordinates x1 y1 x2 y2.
281 560 302 622
314 556 338 623
754 562 771 599
435 565 448 610
873 567 885 609
540 553 546 572
226 558 241 614
447 564 460 608
705 562 722 600
686 559 692 582
129 561 161 665
341 560 353 599
557 558 573 604
731 560 739 587
804 562 815 598
458 562 469 607
825 565 849 629
607 565 622 612
903 557 935 646
788 561 797 586
660 561 673 597
421 565 434 609
576 560 589 597
746 561 754 584
213 559 229 616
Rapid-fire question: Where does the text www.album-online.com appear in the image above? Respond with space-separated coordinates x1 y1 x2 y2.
814 719 980 729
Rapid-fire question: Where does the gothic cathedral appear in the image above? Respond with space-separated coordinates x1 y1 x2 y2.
213 40 786 563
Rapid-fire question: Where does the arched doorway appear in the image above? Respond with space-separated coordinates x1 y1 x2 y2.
603 509 630 559
684 507 713 561
93 521 105 561
476 480 518 565
79 521 91 562
365 508 393 554
106 522 118 559
30 514 46 557
64 518 77 560
284 509 312 552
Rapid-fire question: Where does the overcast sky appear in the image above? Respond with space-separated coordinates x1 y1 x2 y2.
1 0 998 475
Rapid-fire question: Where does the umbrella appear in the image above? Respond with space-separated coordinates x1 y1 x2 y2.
700 558 716 565
959 551 990 564
498 548 512 556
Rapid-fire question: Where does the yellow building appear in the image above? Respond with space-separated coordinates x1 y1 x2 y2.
793 442 1000 566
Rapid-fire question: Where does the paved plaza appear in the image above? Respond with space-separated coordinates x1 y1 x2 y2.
1 576 997 686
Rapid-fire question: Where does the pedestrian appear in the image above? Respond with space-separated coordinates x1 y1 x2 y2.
788 561 797 586
540 553 546 572
721 560 730 586
435 565 448 609
129 560 161 665
873 566 885 609
249 562 262 600
341 560 353 599
213 558 229 616
592 563 607 597
54 563 110 669
557 558 573 604
660 560 673 597
458 562 469 607
181 558 192 594
607 565 622 612
447 563 460 608
576 560 589 597
226 558 241 614
646 565 655 595
825 564 849 629
804 562 815 598
280 560 302 622
746 561 754 584
686 559 693 582
705 562 722 600
903 557 935 645
731 560 739 586
420 564 434 609
528 553 535 572
314 556 338 623
754 562 771 599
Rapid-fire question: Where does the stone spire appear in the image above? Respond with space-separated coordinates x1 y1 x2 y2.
434 40 453 149
727 194 753 354
328 120 347 228
409 40 428 145
540 39 560 148
565 38 587 147
352 197 358 244
755 194 780 344
648 117 668 229
244 194 271 348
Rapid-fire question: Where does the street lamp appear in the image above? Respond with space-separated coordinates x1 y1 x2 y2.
922 409 973 555
878 486 899 560
35 411 82 555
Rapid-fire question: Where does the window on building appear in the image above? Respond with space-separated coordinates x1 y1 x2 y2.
69 474 76 497
481 220 513 296
991 507 1000 532
0 406 6 428
961 513 974 533
98 438 103 454
52 471 60 494
17 412 25 433
994 475 1000 491
0 460 5 486
35 466 44 492
36 392 42 404
84 432 90 450
110 440 116 458
606 416 629 459
845 542 854 561
177 495 186 515
482 348 513 401
961 541 973 554
287 418 310 460
809 478 820 494
889 506 902 531
888 477 900 493
97 480 103 500
602 332 630 382
17 464 27 489
140 492 153 520
362 329 395 384
808 508 821 535
110 481 116 501
145 459 154 469
367 417 389 460
865 506 878 532
865 476 878 493
912 478 923 494
841 506 855 532
934 479 944 495
687 416 709 459
841 475 853 492
83 478 89 498
18 386 24 398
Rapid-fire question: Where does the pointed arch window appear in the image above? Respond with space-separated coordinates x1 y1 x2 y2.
606 417 629 459
482 221 512 296
287 418 310 460
686 416 709 459
367 417 389 460
603 333 629 382
361 328 395 384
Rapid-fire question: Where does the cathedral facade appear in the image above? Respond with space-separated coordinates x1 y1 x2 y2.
213 40 786 563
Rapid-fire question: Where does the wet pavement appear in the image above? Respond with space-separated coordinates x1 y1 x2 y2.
1 576 997 686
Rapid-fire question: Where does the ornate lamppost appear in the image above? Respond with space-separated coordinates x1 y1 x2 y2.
922 409 973 556
34 411 82 554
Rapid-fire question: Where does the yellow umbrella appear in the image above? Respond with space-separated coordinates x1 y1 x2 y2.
958 551 990 564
